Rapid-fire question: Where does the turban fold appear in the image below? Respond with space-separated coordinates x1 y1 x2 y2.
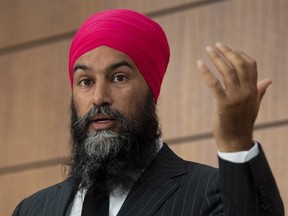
69 8 170 102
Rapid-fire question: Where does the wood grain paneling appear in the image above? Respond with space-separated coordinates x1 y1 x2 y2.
0 40 71 168
0 0 211 49
168 139 218 167
157 0 288 140
0 165 64 216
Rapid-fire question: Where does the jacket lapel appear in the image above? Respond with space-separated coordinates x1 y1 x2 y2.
42 178 78 215
117 144 187 216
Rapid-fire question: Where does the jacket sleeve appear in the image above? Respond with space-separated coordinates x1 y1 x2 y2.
218 144 284 216
12 199 25 216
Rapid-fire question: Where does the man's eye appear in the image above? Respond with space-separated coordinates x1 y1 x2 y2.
112 75 126 83
79 79 93 86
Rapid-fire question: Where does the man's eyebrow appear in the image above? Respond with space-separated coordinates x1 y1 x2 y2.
108 60 133 70
73 64 89 73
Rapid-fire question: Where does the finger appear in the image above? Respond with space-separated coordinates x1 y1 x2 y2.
215 43 251 83
237 51 258 84
196 59 225 98
257 79 272 105
206 46 240 87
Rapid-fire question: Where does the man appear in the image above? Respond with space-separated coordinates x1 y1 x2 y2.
13 8 284 216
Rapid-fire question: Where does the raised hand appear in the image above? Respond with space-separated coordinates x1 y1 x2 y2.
197 43 271 152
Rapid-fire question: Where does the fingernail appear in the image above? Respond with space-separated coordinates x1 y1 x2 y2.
196 59 204 67
206 46 214 53
215 42 225 48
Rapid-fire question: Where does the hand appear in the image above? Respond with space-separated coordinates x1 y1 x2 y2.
197 43 271 152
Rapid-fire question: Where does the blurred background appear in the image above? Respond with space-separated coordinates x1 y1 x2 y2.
0 0 287 214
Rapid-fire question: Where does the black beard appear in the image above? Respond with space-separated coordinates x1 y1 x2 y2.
66 92 161 198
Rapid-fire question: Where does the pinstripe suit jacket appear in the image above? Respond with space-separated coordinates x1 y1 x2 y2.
12 144 284 216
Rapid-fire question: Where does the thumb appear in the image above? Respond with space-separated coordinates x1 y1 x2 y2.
257 79 272 105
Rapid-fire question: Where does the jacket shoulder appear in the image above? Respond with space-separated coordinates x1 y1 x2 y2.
12 178 75 216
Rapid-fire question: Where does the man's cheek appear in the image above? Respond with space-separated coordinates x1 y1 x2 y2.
73 102 86 119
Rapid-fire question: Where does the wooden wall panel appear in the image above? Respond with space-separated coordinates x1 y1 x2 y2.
169 139 218 167
0 0 210 49
157 0 288 140
0 40 71 168
0 165 63 216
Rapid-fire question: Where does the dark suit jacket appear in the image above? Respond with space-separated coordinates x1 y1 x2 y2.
12 144 284 216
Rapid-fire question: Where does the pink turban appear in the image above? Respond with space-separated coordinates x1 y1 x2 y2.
69 8 170 102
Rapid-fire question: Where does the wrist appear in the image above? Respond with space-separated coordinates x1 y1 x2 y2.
217 138 254 152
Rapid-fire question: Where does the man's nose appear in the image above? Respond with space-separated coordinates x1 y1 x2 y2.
92 81 113 107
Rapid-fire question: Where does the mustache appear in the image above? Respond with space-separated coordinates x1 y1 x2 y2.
73 105 133 132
